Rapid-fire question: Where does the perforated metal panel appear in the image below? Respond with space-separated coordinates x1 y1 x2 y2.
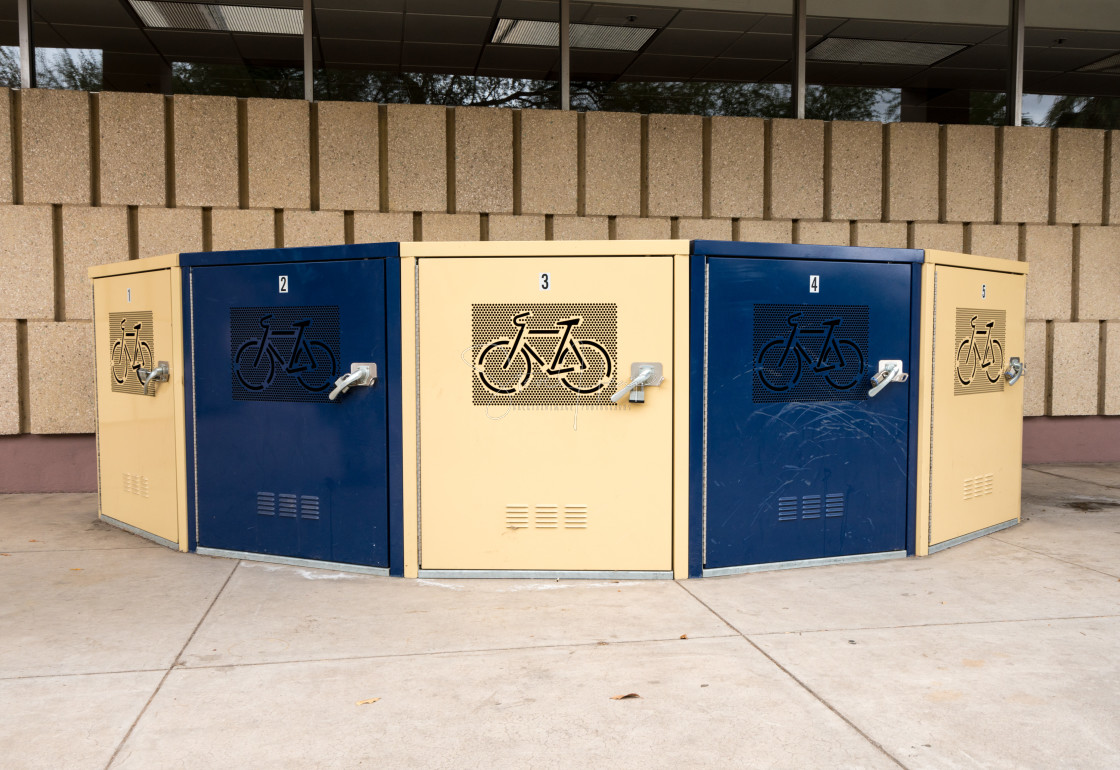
954 308 1006 396
752 304 869 403
230 306 341 403
472 303 618 405
108 311 157 396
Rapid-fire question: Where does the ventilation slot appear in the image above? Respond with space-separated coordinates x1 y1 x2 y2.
506 505 530 529
122 473 150 498
963 474 994 500
801 495 822 519
300 495 320 520
535 505 559 529
778 497 798 522
825 493 845 518
278 493 298 518
564 505 588 529
256 492 276 516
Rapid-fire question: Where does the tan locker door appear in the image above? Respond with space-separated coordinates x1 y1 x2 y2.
419 256 674 571
93 270 180 543
929 265 1026 546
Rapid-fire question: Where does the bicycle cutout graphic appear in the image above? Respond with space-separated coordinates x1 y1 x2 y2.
756 312 864 392
956 315 1003 386
476 311 613 395
234 314 338 393
111 318 154 387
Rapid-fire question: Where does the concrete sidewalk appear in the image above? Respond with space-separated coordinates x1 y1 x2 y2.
2 465 1119 769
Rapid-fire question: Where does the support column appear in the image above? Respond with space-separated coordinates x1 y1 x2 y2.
1007 0 1025 126
303 0 314 101
18 0 36 89
560 0 570 111
791 0 806 119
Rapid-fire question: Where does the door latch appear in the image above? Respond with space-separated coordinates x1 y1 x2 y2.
610 362 664 404
137 361 169 395
868 359 908 398
329 363 377 402
1004 357 1025 386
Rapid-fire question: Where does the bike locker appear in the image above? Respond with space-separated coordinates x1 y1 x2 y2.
914 251 1029 555
180 243 405 575
89 255 189 550
400 241 692 579
688 241 924 577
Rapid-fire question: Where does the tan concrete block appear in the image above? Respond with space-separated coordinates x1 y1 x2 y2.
769 118 824 220
173 95 238 208
912 222 964 253
738 219 793 244
1076 226 1120 320
968 224 1019 260
710 116 764 219
852 221 907 249
0 205 54 320
21 89 90 205
0 320 18 434
317 101 378 212
1023 225 1074 321
27 321 95 434
62 206 129 321
421 213 479 242
0 89 12 204
283 210 344 248
487 214 544 241
615 217 671 240
211 208 275 252
648 114 704 219
552 215 608 241
520 110 577 215
1053 128 1105 225
353 212 413 243
797 220 849 246
944 124 996 224
387 104 446 213
455 107 512 214
137 207 202 259
1109 132 1120 225
1023 321 1047 417
1050 322 1099 415
1106 321 1120 415
998 126 1050 224
99 92 165 207
828 121 881 221
246 99 309 210
584 112 640 217
885 122 938 222
677 218 732 241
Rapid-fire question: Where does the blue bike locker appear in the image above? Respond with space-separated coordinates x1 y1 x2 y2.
688 241 923 577
181 243 404 575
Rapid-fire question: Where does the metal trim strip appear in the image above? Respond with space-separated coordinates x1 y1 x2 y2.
196 547 391 576
417 569 674 580
928 518 1018 554
702 550 906 577
101 514 178 550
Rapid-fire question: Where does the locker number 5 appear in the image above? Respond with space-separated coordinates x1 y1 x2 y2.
809 275 820 293
279 275 289 294
540 272 551 291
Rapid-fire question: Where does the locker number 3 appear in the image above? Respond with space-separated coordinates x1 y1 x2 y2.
540 272 551 291
809 275 820 293
279 275 289 294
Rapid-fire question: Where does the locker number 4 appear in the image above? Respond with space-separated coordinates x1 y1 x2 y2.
540 272 551 291
279 275 289 294
809 275 820 293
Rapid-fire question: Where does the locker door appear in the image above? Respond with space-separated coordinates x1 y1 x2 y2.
704 257 913 569
191 259 390 567
418 256 674 572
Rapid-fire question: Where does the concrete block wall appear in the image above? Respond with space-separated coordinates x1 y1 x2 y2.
1 88 1118 439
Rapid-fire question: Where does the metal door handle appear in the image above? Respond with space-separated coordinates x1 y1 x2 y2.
1004 357 1025 386
329 363 377 401
868 359 908 398
137 361 169 395
610 362 664 404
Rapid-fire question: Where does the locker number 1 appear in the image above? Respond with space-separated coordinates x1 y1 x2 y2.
279 275 289 294
809 275 820 293
540 272 551 291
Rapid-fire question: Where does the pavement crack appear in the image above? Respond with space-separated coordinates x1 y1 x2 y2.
744 613 1120 637
987 536 1120 580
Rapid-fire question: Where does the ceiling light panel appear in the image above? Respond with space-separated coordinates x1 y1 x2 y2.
130 1 303 35
492 19 656 52
808 37 965 66
1079 52 1120 73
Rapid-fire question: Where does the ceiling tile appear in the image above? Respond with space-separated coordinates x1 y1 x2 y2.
584 4 677 28
725 33 792 60
320 38 401 66
48 24 155 54
408 0 497 15
1026 46 1116 72
31 0 136 27
401 41 480 68
752 14 835 36
316 0 405 10
147 29 241 58
570 48 634 76
1024 28 1120 50
624 53 710 79
645 28 741 57
315 10 402 41
497 0 594 22
233 33 304 62
693 57 783 83
479 44 558 71
942 44 1008 70
404 13 493 44
830 19 1001 46
669 10 761 33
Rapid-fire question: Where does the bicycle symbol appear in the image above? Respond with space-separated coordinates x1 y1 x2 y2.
956 315 1003 386
234 315 338 393
476 311 613 395
757 313 864 392
111 318 154 387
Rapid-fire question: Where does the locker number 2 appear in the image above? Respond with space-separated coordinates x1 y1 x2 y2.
540 272 551 291
279 275 289 294
809 275 820 293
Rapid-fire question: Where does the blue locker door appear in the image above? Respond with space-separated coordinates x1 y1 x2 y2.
192 259 389 567
705 257 911 569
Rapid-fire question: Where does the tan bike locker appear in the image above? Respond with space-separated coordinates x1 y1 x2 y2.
915 251 1029 555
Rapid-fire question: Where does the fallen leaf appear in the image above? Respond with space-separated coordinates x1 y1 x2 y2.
28 540 38 543
355 698 381 705
610 693 641 700
70 568 83 571
679 634 688 640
